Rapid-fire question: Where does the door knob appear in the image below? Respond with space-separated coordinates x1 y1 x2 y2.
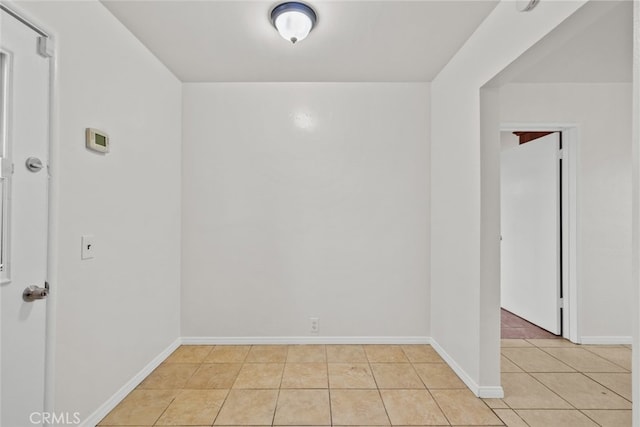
25 157 44 173
23 282 49 302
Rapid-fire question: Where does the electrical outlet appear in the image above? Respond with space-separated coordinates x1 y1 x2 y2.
310 317 319 334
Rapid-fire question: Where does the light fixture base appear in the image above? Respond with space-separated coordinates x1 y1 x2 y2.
516 0 540 12
270 2 317 44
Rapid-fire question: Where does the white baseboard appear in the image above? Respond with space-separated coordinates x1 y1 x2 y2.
79 338 181 427
580 336 632 345
181 336 431 345
430 338 504 399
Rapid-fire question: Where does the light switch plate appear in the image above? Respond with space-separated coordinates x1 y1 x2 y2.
82 235 95 260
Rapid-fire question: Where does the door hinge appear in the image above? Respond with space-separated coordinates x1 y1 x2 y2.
558 149 564 160
559 298 564 309
37 36 55 58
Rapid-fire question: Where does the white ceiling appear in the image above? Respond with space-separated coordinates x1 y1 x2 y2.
101 0 499 82
501 0 632 84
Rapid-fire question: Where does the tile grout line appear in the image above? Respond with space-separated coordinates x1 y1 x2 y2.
490 407 530 427
364 345 393 426
404 346 458 425
527 342 632 405
270 345 290 426
211 344 250 427
579 345 631 372
578 371 633 404
529 339 633 372
502 345 575 373
324 345 333 427
153 344 216 427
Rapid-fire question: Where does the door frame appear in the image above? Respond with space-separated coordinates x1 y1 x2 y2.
0 2 59 421
500 122 580 343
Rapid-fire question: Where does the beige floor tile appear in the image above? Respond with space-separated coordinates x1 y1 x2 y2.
99 389 178 425
501 373 571 409
326 345 367 363
501 356 523 373
287 345 326 363
164 345 215 364
233 363 284 389
501 347 574 372
501 339 533 347
281 363 328 388
541 348 627 373
186 363 242 389
138 364 199 389
380 389 448 425
430 389 502 425
492 409 528 427
516 410 598 426
205 345 251 363
364 345 409 363
401 345 444 363
273 389 331 425
413 363 465 389
482 398 509 409
581 409 632 426
532 373 631 409
585 372 631 401
527 339 579 348
214 389 278 425
370 363 424 389
156 389 228 425
328 363 377 389
330 389 390 425
246 345 288 363
583 346 632 371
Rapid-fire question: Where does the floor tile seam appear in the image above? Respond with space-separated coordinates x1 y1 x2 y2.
188 387 230 427
376 388 396 427
324 345 334 427
577 407 615 426
580 346 631 372
271 352 289 427
422 388 452 426
364 349 393 426
578 372 633 403
502 348 576 373
535 345 614 372
490 407 527 427
499 352 535 374
508 371 577 410
410 362 464 389
533 373 631 411
147 390 180 427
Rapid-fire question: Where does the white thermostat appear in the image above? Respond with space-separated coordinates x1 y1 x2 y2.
86 128 110 153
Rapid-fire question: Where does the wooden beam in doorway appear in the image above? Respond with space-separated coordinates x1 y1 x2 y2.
513 131 555 145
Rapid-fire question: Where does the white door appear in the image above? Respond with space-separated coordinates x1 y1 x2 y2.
0 8 51 427
501 133 561 335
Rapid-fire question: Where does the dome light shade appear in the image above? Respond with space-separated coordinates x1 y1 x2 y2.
271 2 317 44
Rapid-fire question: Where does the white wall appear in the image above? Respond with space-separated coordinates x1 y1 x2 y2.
500 83 632 341
630 1 639 425
500 132 519 151
16 0 182 422
182 83 429 339
430 0 586 397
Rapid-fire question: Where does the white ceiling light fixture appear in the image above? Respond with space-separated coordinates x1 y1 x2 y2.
271 2 317 44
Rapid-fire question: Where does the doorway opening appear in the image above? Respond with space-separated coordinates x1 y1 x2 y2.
499 125 578 343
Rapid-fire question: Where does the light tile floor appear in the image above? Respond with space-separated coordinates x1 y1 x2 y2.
99 341 631 427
